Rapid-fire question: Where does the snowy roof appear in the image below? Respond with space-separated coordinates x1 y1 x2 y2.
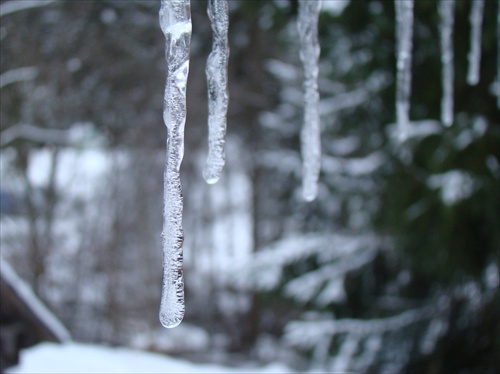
0 258 71 342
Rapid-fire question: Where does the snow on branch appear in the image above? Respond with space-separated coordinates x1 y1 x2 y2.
0 67 38 89
1 124 70 147
0 123 95 148
255 233 379 269
321 152 385 177
387 119 443 144
427 169 478 206
318 88 368 116
285 304 436 350
0 0 57 18
284 249 376 304
231 233 381 291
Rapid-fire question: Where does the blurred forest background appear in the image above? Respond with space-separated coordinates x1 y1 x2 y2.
1 0 498 373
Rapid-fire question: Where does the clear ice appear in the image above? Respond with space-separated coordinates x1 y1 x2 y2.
439 0 455 126
394 0 414 141
158 0 191 329
498 1 500 109
467 0 484 86
298 0 322 202
204 0 230 185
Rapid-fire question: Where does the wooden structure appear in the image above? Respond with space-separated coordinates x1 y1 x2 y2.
0 259 70 371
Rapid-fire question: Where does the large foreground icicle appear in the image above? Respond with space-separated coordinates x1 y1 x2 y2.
298 0 322 202
439 0 455 126
158 0 191 329
204 0 229 184
394 0 414 141
467 0 484 85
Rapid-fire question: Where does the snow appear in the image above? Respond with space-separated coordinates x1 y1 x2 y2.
387 119 443 144
159 0 192 328
420 318 447 355
0 66 38 89
28 147 110 196
0 0 57 18
330 334 359 373
427 170 477 206
454 116 487 150
7 342 292 374
321 152 384 177
130 324 210 354
297 0 322 201
265 59 299 82
284 249 376 304
0 122 103 148
0 259 71 342
483 262 499 289
236 233 380 292
204 0 230 184
319 88 368 116
285 305 434 349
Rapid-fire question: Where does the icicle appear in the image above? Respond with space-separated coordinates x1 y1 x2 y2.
394 0 414 141
439 0 455 126
467 0 484 85
497 0 500 109
298 0 322 202
203 0 229 184
158 0 191 329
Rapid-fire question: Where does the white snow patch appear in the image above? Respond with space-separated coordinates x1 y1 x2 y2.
387 119 443 143
130 324 209 354
427 170 477 205
7 342 292 374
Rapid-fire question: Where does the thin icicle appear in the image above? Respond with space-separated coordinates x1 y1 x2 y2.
204 0 229 184
467 0 484 85
298 0 321 202
497 0 500 109
158 0 191 329
394 0 414 141
439 0 455 126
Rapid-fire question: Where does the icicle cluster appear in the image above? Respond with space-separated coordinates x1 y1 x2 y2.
158 0 191 329
394 0 414 141
156 0 496 328
394 0 493 132
204 0 230 184
439 0 455 126
297 0 322 202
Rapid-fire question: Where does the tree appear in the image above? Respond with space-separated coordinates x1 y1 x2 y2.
240 1 499 372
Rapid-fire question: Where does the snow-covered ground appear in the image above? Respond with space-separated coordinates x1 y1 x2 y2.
7 342 292 374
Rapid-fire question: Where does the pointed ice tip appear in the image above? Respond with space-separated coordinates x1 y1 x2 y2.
203 166 222 184
303 188 317 202
303 194 316 202
467 75 479 86
442 116 453 127
159 314 184 329
203 172 220 185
